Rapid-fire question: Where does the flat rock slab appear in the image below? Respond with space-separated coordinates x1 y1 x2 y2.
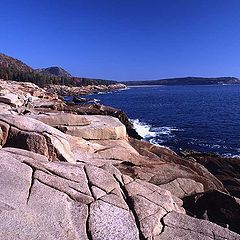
29 113 90 126
0 93 23 107
30 114 127 140
70 115 127 140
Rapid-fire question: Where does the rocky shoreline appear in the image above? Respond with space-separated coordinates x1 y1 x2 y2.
0 79 239 239
45 83 127 96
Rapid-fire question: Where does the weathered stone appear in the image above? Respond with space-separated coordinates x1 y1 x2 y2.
158 211 240 240
0 114 75 163
0 148 239 239
0 103 11 114
160 178 204 198
0 93 23 107
123 179 185 239
91 186 106 199
0 120 10 146
89 200 139 240
84 164 118 193
29 113 90 126
0 80 239 239
6 126 49 157
62 115 127 140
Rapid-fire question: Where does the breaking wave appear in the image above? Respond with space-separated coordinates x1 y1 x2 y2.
131 119 183 141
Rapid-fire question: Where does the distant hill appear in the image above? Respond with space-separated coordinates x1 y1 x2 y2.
0 53 33 72
123 77 240 86
35 66 72 78
0 52 117 87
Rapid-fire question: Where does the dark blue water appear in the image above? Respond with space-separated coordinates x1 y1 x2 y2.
84 85 240 157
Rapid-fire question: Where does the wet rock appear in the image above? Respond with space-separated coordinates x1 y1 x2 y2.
183 190 240 234
181 150 240 198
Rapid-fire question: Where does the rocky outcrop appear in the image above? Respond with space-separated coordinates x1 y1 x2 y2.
30 113 127 140
0 79 239 239
1 145 239 240
56 103 142 139
181 150 240 198
0 147 184 240
156 211 240 240
0 114 75 163
183 190 240 234
45 83 127 96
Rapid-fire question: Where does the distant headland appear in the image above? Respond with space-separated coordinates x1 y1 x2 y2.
123 76 240 86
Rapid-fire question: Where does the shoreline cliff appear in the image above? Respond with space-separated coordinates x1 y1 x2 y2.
0 79 239 239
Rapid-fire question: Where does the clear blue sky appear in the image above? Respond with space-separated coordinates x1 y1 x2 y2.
1 0 240 80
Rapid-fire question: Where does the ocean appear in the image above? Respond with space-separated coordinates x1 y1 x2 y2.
85 84 240 158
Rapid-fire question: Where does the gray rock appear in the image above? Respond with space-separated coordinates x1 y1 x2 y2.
89 200 139 240
158 211 240 240
160 178 204 198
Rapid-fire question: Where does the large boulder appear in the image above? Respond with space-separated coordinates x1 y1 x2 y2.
30 113 127 140
55 103 141 139
0 115 75 163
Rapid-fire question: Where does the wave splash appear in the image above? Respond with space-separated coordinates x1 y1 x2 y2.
131 118 182 140
131 119 156 138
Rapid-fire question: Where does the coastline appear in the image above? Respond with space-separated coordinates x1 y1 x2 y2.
85 84 240 159
0 79 239 238
45 83 127 96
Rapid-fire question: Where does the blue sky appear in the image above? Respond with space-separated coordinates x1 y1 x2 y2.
1 0 240 80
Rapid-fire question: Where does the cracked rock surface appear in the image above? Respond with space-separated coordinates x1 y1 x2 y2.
0 148 183 240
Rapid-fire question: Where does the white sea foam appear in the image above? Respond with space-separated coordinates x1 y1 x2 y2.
131 119 183 140
149 139 172 150
151 126 183 136
131 119 156 138
118 87 130 91
131 121 172 151
223 153 240 159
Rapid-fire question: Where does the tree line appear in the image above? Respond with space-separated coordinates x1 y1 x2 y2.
0 67 116 87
